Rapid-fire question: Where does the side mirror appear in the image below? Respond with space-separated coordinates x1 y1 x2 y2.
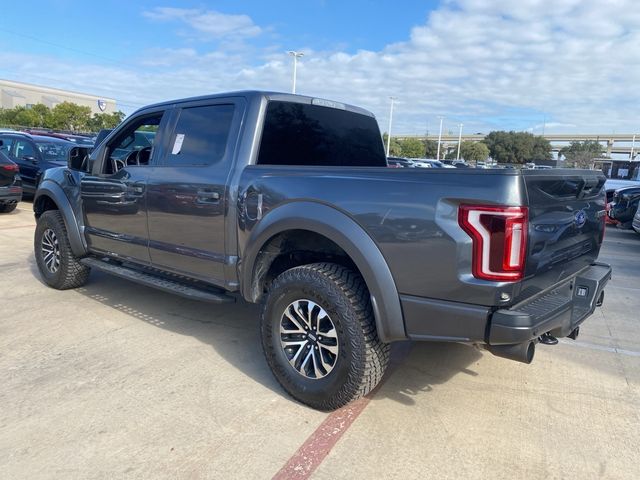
68 147 91 171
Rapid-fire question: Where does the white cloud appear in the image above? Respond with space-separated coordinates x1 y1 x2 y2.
142 7 262 40
2 1 639 135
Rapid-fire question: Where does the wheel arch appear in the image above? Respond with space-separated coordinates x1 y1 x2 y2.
34 180 87 257
241 201 406 343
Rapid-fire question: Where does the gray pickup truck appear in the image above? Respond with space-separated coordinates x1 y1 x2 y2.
33 91 611 410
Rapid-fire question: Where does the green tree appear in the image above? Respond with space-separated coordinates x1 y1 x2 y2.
424 139 438 158
559 140 604 168
49 102 92 131
11 104 51 127
0 107 19 126
483 131 551 164
531 136 552 162
399 138 426 158
460 141 489 164
88 111 126 131
382 133 402 156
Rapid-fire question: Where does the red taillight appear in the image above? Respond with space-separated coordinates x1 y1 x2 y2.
458 205 528 281
2 164 19 172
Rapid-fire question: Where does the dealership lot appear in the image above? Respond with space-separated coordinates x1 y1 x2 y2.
1 202 639 479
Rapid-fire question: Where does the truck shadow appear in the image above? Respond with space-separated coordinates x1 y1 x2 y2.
375 342 482 406
29 261 482 407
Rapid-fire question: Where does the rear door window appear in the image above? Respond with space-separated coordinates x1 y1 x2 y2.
14 139 37 160
165 104 235 167
0 136 14 156
257 101 386 167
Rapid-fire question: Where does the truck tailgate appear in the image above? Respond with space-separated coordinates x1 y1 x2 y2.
516 169 606 302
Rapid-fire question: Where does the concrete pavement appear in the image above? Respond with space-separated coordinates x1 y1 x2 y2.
1 202 638 479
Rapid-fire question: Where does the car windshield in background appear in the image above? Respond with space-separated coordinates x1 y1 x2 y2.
35 140 73 162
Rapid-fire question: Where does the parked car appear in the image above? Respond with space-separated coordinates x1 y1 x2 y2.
632 204 640 234
442 159 469 168
25 130 95 147
0 151 22 213
33 91 610 410
387 156 416 168
608 186 640 227
412 158 455 168
0 133 76 196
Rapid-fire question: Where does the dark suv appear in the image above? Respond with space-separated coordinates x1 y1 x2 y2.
608 186 640 227
0 150 22 213
0 133 75 196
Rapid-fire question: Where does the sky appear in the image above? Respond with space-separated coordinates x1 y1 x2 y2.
0 0 639 136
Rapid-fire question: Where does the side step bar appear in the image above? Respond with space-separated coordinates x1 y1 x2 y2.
80 257 235 304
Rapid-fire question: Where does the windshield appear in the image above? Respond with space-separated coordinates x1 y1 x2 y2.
35 141 73 162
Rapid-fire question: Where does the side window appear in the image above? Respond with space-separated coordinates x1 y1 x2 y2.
0 137 13 156
105 112 164 173
165 104 235 167
14 140 37 160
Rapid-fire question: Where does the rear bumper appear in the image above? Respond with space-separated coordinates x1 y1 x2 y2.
488 263 611 345
0 185 22 203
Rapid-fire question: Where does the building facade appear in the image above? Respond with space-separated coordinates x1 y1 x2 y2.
0 79 116 114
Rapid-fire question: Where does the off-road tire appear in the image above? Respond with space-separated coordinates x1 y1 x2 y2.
0 202 17 213
261 262 390 410
34 210 90 289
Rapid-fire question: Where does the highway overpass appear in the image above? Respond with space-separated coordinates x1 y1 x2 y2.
395 133 639 157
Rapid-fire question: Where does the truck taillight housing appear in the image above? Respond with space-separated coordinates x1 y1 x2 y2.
458 205 528 281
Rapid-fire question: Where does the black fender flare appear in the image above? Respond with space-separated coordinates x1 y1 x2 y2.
241 201 406 343
34 180 87 257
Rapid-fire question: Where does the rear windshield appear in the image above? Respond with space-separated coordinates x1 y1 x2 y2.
257 101 386 167
35 140 73 162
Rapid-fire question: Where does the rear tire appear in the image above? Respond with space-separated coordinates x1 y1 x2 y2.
261 263 389 410
0 202 17 213
34 210 90 289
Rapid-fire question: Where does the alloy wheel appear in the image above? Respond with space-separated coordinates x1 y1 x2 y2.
279 299 339 379
41 228 61 274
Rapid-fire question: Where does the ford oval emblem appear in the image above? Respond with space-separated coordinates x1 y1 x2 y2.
574 210 586 228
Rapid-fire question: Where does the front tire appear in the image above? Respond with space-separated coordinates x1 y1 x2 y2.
34 210 90 289
261 263 389 410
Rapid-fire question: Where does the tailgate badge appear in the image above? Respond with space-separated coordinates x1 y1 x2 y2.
574 210 586 228
576 286 588 297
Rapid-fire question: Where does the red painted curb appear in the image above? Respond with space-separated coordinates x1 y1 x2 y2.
273 342 412 480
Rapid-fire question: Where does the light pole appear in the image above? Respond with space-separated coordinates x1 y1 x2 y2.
386 97 396 157
456 123 463 161
631 134 636 161
287 51 304 94
436 116 444 161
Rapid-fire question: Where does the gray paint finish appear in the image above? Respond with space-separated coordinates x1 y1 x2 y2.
32 90 609 346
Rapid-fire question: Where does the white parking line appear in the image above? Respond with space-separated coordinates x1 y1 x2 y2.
559 339 640 357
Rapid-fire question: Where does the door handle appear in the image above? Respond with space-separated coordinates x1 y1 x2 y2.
196 190 220 204
130 182 145 195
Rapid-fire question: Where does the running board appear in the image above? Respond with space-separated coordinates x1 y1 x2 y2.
80 257 235 304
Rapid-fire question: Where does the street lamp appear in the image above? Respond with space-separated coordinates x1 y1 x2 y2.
386 97 397 157
436 116 444 161
287 51 304 94
456 123 463 161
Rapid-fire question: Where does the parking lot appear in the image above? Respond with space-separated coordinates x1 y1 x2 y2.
1 201 639 479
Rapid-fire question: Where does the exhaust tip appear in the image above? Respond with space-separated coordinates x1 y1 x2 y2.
596 290 605 307
488 341 535 364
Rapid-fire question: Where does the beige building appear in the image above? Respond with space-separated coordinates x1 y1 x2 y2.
0 79 117 114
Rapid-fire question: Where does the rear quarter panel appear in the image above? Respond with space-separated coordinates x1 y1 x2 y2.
238 166 526 306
